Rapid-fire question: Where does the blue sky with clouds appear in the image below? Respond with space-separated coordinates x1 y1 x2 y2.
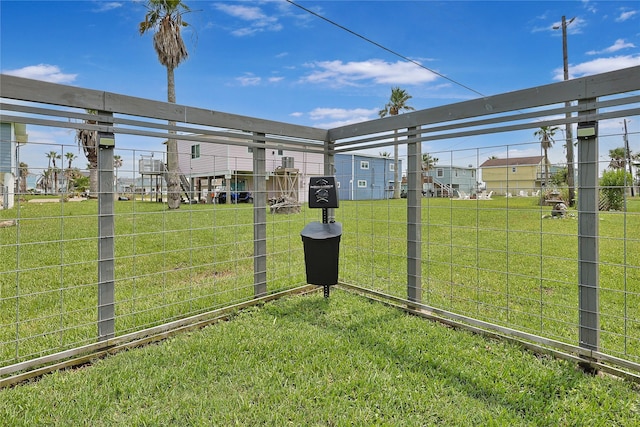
1 0 639 171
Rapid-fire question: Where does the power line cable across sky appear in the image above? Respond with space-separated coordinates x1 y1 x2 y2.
286 0 486 98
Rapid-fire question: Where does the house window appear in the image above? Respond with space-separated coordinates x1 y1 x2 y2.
437 168 444 177
191 144 200 159
389 163 394 172
357 180 367 188
360 161 369 170
471 170 475 178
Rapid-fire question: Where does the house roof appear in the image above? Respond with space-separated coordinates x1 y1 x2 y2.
479 156 544 168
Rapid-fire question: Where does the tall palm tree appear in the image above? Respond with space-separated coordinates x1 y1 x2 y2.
379 87 414 199
65 152 76 170
77 111 99 195
534 126 558 189
53 153 61 192
45 151 59 193
140 0 191 209
65 152 77 192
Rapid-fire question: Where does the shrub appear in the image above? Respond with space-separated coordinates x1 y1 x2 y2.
600 169 632 210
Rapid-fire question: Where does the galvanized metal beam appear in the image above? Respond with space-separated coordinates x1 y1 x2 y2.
407 126 422 304
253 132 267 297
97 112 115 341
577 100 600 353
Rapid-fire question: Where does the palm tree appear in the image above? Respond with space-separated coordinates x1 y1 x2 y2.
40 170 51 194
534 126 558 189
18 162 29 194
140 0 191 209
422 153 438 172
379 87 414 199
65 152 76 170
77 111 99 195
113 155 123 197
45 151 59 193
65 152 77 192
608 147 627 169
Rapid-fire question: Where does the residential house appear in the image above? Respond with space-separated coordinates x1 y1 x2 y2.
479 156 560 195
176 134 324 203
0 122 28 209
421 165 477 197
334 153 399 200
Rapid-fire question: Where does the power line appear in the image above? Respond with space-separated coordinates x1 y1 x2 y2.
286 0 486 97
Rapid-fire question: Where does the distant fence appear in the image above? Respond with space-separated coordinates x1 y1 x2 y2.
1 66 640 383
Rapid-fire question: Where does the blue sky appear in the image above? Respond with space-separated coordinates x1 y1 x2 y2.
2 0 639 172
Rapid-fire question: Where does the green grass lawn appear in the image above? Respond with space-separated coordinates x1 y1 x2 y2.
1 196 639 369
1 290 638 426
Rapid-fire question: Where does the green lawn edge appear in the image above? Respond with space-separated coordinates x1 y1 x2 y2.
1 289 638 426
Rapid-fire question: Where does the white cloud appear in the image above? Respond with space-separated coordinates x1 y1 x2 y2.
582 0 597 14
3 64 77 84
236 74 261 86
234 73 284 86
302 59 439 87
616 10 638 22
587 39 636 55
553 55 640 80
307 107 379 128
93 2 123 13
309 107 378 121
214 3 282 36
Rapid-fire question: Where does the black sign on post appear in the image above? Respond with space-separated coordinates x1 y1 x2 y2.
303 176 341 297
308 176 339 209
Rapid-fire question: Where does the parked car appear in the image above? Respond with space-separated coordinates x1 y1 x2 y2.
217 191 253 204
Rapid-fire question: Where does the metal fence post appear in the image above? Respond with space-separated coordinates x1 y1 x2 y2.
324 139 336 222
407 127 422 304
97 113 115 340
253 132 267 297
577 101 600 355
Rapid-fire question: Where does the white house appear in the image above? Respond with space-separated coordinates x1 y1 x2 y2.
176 134 324 203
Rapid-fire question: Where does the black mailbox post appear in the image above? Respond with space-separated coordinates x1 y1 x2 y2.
301 176 342 297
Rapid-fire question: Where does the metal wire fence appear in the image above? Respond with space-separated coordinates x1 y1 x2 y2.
1 67 639 381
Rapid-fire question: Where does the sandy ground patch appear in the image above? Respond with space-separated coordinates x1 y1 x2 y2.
28 197 86 203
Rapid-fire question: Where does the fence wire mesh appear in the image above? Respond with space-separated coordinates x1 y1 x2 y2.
1 69 639 377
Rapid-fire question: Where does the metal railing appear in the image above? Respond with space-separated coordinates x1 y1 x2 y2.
1 66 639 383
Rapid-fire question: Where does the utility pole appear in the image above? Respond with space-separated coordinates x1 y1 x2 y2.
623 119 634 196
554 16 576 206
